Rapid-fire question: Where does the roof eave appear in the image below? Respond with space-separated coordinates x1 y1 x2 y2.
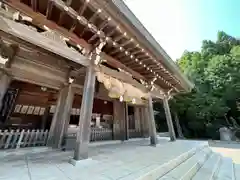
106 0 194 92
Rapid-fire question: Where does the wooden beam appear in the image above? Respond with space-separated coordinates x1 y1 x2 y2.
131 50 142 56
88 18 110 43
80 10 100 37
119 38 133 47
123 46 138 53
96 65 147 93
108 47 121 56
106 27 117 37
4 0 91 49
112 34 125 43
100 52 146 81
3 0 147 82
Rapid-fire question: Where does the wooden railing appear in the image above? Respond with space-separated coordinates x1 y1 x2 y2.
129 129 142 138
0 128 113 150
0 128 144 150
90 128 113 141
0 129 49 149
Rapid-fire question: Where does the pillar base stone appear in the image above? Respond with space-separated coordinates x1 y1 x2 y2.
170 137 177 142
69 158 97 167
150 136 158 146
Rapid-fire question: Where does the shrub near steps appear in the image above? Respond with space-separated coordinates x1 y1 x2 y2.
157 146 213 180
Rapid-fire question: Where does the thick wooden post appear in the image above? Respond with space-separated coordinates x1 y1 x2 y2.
53 85 74 148
147 96 158 145
174 112 184 139
113 101 126 140
139 107 149 137
0 73 11 110
163 97 176 141
41 106 50 130
73 66 96 160
125 103 129 140
134 107 141 134
47 84 74 148
47 88 65 146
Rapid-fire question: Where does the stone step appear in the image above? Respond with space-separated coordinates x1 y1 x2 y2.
234 163 240 180
192 152 222 180
119 142 208 180
157 146 213 180
215 157 235 180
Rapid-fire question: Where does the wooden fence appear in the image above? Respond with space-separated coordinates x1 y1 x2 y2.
0 128 143 150
0 128 113 150
129 129 142 138
90 128 113 141
0 129 49 149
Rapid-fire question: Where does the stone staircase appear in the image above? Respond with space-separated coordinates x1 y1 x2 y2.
1 138 239 180
138 143 237 180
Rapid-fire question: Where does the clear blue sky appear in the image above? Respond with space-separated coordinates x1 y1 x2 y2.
124 0 240 60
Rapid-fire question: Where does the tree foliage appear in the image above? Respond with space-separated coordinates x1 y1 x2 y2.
155 31 240 139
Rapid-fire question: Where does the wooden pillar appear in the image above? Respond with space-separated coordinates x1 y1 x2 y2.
47 84 74 148
163 97 176 141
113 100 126 140
41 106 50 130
147 96 158 145
0 72 11 111
125 103 129 140
139 107 148 137
73 66 96 160
174 112 184 139
134 107 141 135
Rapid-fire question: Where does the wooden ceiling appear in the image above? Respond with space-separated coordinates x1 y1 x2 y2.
3 0 184 92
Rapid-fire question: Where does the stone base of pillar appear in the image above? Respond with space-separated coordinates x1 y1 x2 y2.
150 136 158 146
69 158 96 167
170 136 176 142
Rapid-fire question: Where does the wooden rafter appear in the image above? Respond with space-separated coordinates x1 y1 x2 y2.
100 52 147 81
105 27 117 37
31 0 37 11
119 38 133 47
88 18 111 43
108 47 121 56
134 54 148 60
3 0 148 82
112 34 125 43
123 46 138 53
115 53 128 60
131 50 143 56
2 0 182 90
46 0 54 19
78 0 88 16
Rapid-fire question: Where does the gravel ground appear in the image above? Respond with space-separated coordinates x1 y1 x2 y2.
209 141 240 164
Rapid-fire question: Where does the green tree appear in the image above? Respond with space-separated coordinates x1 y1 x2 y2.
156 31 240 139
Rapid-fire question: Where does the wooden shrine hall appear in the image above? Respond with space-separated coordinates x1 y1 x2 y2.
0 0 193 162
